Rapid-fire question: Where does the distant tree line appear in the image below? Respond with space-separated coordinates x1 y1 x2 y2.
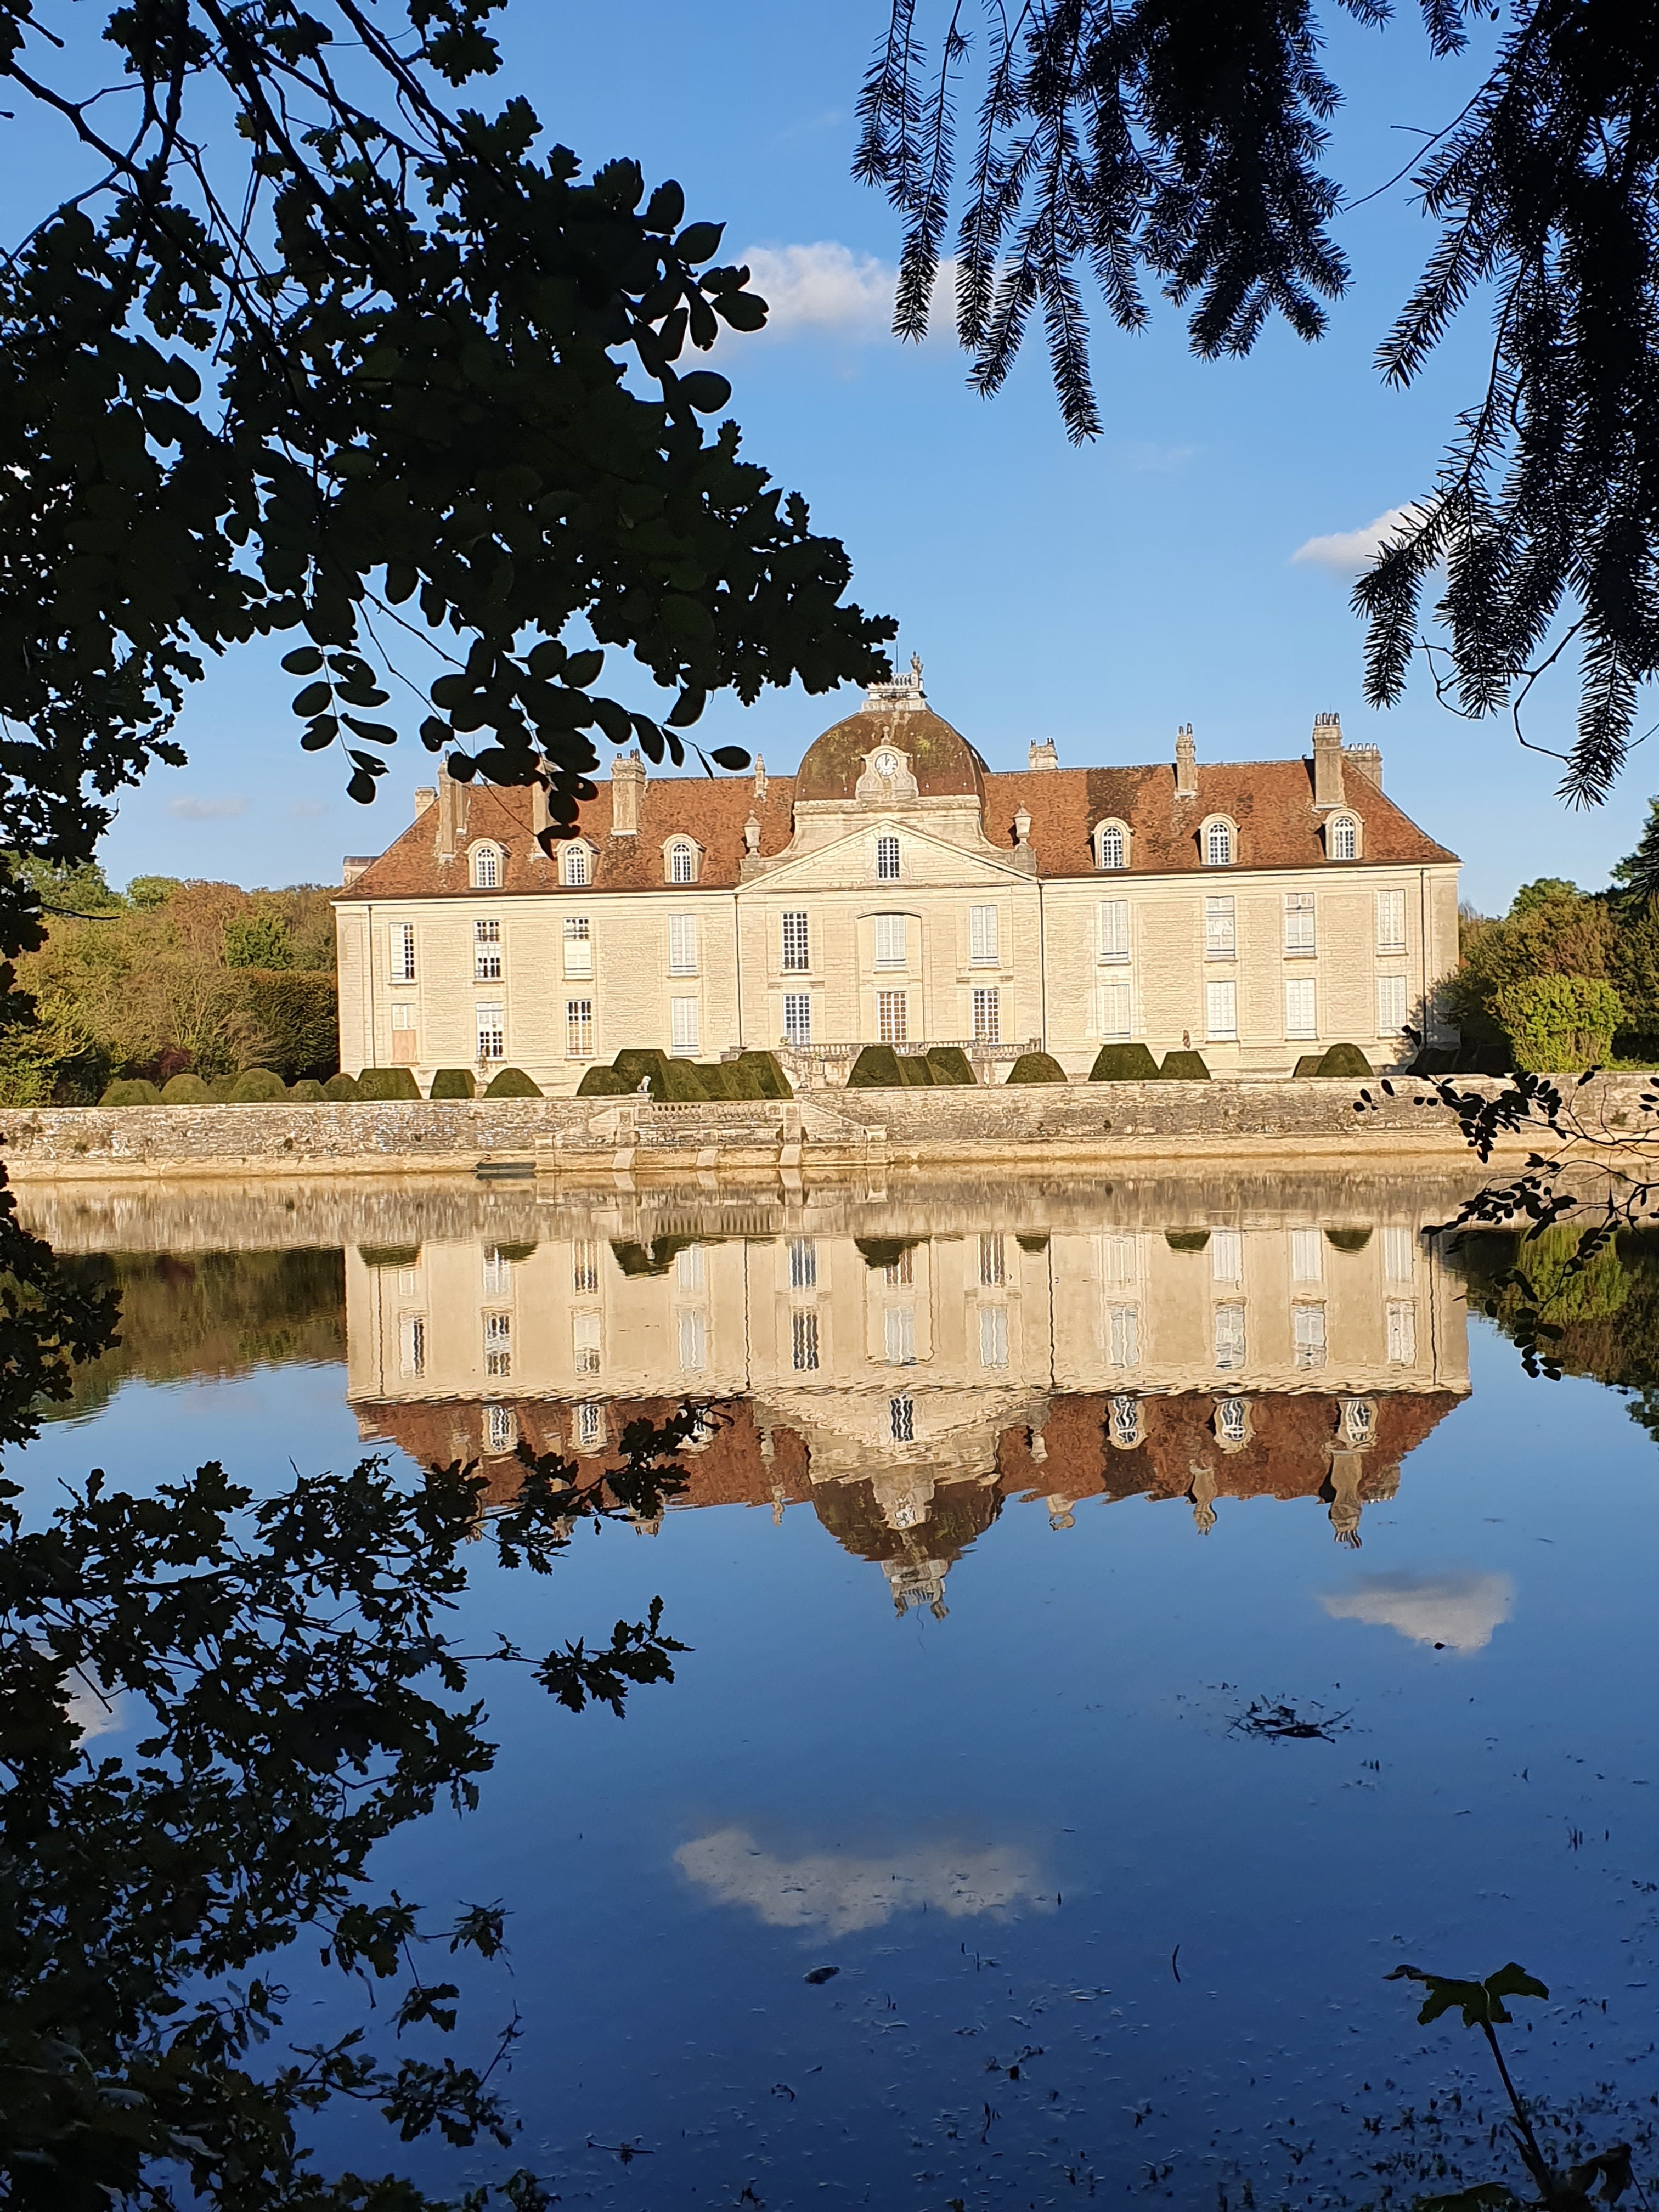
0 864 338 1104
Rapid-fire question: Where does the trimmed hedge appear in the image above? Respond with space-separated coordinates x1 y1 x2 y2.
1165 1229 1211 1252
428 1068 476 1099
323 1072 359 1102
100 1078 163 1105
228 1068 287 1103
207 1075 239 1102
239 968 338 1083
924 1046 976 1085
355 1067 422 1102
736 1049 793 1099
1159 1050 1211 1080
696 1060 739 1099
483 1066 543 1098
287 1078 329 1103
1006 1052 1067 1084
1325 1226 1373 1253
1292 1054 1325 1078
611 1048 707 1101
576 1066 633 1097
1314 1042 1374 1079
1089 1043 1160 1081
160 1073 212 1104
848 1045 901 1088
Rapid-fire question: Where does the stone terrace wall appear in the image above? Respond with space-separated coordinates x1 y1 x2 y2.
1 1071 1641 1182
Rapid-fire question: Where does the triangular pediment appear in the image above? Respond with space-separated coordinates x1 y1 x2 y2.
737 814 1031 894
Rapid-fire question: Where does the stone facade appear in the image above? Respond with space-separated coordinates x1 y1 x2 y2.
332 665 1460 1094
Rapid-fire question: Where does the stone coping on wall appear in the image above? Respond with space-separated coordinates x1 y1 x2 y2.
0 1073 1638 1182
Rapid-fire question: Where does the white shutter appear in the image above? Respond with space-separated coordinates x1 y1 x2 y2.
978 1304 1008 1369
970 904 998 964
1210 1229 1242 1283
1376 889 1406 952
1285 977 1317 1038
1290 1228 1323 1283
1206 979 1237 1040
1377 974 1408 1032
678 1310 707 1373
884 1305 916 1364
668 913 697 973
1213 1303 1246 1372
874 913 905 967
1099 981 1132 1040
670 997 700 1052
1097 899 1130 962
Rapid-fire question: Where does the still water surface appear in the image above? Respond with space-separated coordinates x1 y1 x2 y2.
13 1171 1659 2206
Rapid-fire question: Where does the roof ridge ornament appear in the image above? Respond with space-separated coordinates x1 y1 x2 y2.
861 650 927 713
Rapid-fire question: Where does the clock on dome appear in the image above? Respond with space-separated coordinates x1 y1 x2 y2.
876 751 899 778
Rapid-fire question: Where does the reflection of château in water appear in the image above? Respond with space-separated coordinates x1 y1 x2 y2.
348 1178 1470 1616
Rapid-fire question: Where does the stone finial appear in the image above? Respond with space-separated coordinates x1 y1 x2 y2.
1013 804 1032 847
1028 737 1058 771
610 748 646 837
861 651 927 714
753 753 768 804
1175 721 1198 799
1312 710 1345 809
414 786 436 819
743 811 761 854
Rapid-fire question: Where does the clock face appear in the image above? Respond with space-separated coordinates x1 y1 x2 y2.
876 751 898 778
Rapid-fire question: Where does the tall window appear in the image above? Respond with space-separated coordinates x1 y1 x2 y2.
878 990 907 1043
1099 981 1131 1042
572 1239 599 1295
978 1304 1009 1369
1108 1392 1142 1447
876 833 900 881
890 1396 915 1443
782 910 810 970
398 1314 426 1378
1290 1227 1323 1283
486 1404 516 1455
1284 891 1316 955
670 996 700 1053
1384 1224 1415 1282
474 918 501 980
783 993 812 1046
884 1248 914 1286
483 1311 511 1378
573 1312 601 1376
979 1232 1006 1286
1102 1232 1136 1285
389 1003 417 1062
1214 1303 1246 1372
574 1400 603 1447
678 1309 707 1373
472 845 500 889
1205 895 1236 958
1097 822 1125 870
1377 974 1408 1032
675 1244 705 1293
1216 1397 1248 1445
791 1308 820 1372
391 922 416 981
788 1237 817 1290
1098 899 1130 962
874 913 906 968
884 1306 916 1364
1106 1304 1139 1368
973 988 1001 1044
1376 888 1406 953
1293 1303 1327 1369
481 1245 511 1297
1211 1229 1242 1283
1206 979 1237 1041
668 913 697 974
565 998 593 1060
1285 977 1317 1040
563 845 589 887
1386 1300 1418 1364
475 1003 504 1060
563 915 591 976
970 904 998 966
669 841 696 884
1205 820 1233 867
1330 815 1358 861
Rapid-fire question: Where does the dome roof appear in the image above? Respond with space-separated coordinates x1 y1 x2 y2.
795 669 987 803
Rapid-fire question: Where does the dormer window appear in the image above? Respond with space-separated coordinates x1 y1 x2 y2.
667 839 699 885
1203 817 1235 867
471 843 501 889
1329 814 1359 861
562 843 591 887
1095 820 1128 871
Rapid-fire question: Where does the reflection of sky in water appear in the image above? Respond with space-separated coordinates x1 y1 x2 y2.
1321 1569 1515 1650
8 1184 1659 2208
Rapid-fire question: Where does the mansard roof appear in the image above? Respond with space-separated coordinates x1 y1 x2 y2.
336 746 1454 901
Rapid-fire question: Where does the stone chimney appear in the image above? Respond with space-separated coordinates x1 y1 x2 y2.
1312 711 1345 808
1175 722 1198 799
610 749 646 836
531 765 551 847
753 753 768 805
1028 737 1058 772
1347 742 1383 790
341 856 374 888
414 786 436 819
435 755 466 860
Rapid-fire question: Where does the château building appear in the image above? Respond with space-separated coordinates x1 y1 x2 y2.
332 660 1460 1091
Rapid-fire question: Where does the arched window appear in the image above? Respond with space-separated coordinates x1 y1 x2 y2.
1330 814 1358 861
1096 821 1126 870
668 840 697 885
472 843 500 889
1204 819 1234 867
562 843 590 887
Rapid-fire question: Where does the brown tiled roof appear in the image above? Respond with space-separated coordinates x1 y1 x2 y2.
794 706 988 802
336 753 1454 902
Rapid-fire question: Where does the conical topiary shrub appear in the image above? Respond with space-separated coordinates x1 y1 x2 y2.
1165 1228 1211 1252
1315 1042 1374 1078
483 1066 543 1098
1006 1052 1068 1084
228 1068 287 1102
608 1048 704 1100
1090 1043 1160 1081
576 1066 632 1097
924 1046 976 1085
1325 1225 1373 1252
848 1045 902 1088
1159 1050 1210 1080
356 1067 422 1102
160 1073 212 1104
323 1071 359 1102
287 1078 328 1103
736 1049 793 1098
696 1060 740 1099
894 1053 936 1087
428 1068 476 1099
1292 1054 1326 1077
100 1077 163 1105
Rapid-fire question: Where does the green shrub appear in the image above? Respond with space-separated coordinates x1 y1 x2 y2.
1316 1042 1374 1078
206 1074 239 1102
483 1066 543 1098
428 1068 476 1099
608 1048 705 1100
575 1066 633 1096
358 1244 421 1270
228 1068 287 1103
1493 973 1623 1072
239 968 338 1082
1292 1053 1325 1077
696 1061 740 1099
1325 1226 1373 1252
897 1053 938 1087
323 1072 359 1102
736 1049 793 1098
848 1045 902 1088
1006 1052 1067 1084
1089 1043 1160 1081
160 1073 212 1104
854 1236 918 1271
99 1077 163 1105
1159 1050 1211 1080
355 1066 422 1102
1165 1229 1211 1252
924 1046 976 1085
287 1078 328 1103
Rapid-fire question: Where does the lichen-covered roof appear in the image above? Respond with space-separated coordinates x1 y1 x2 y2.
794 705 988 803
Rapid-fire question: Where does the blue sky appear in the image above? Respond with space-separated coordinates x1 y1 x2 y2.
7 3 1643 911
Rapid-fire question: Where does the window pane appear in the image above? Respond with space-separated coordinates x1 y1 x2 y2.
678 1308 707 1373
972 988 1000 1043
476 1003 504 1060
1106 1304 1139 1368
563 915 591 976
1101 1232 1136 1285
783 992 812 1045
1213 1301 1246 1372
1290 1227 1323 1282
486 1404 516 1455
1206 821 1232 866
565 998 593 1060
1377 974 1408 1032
574 1401 603 1447
1100 980 1131 1041
970 903 998 964
884 1248 914 1286
788 1237 816 1290
391 922 416 981
890 1396 915 1443
473 847 499 888
670 843 695 883
399 1314 425 1378
979 1232 1005 1286
884 1305 916 1364
482 1246 511 1297
573 1311 601 1375
978 1304 1008 1369
878 990 907 1043
1205 896 1235 956
874 913 905 967
675 1243 705 1292
1376 889 1406 953
1332 816 1357 860
1284 891 1316 954
1384 1224 1415 1282
1206 979 1237 1040
1293 1303 1327 1369
1210 1229 1242 1283
474 918 501 980
1098 822 1124 870
670 996 700 1052
565 847 589 887
1386 1300 1418 1363
1098 899 1130 962
791 1308 820 1372
668 914 697 973
876 834 900 880
572 1239 599 1295
782 911 810 970
1285 977 1317 1039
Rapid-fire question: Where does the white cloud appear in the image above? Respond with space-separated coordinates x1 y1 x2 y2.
1320 1571 1514 1651
1291 504 1420 577
1122 441 1198 475
675 1826 1053 1937
168 794 249 821
738 242 899 341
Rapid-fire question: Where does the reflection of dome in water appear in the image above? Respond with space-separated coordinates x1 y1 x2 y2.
794 663 988 804
808 1474 1002 1620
